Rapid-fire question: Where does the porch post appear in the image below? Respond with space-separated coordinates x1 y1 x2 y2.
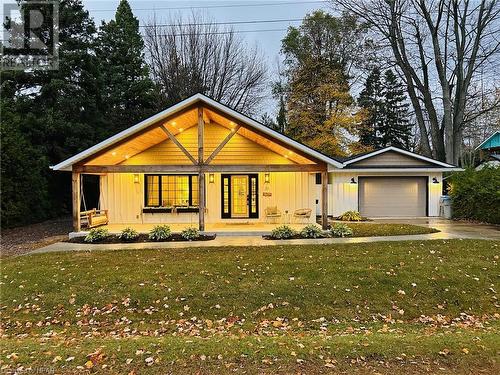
72 170 81 232
198 106 205 231
321 170 328 230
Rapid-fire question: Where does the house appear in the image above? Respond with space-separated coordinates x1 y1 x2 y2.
475 131 500 170
51 93 461 233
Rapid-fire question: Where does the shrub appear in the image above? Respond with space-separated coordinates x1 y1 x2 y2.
148 225 171 241
300 224 323 238
270 225 296 239
330 223 353 238
181 227 200 240
449 166 500 224
84 227 109 243
118 227 139 242
338 210 362 221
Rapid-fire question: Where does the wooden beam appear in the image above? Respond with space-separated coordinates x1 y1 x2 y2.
198 107 205 231
321 171 328 230
72 171 81 232
205 125 241 165
75 163 326 174
203 164 325 172
159 124 197 165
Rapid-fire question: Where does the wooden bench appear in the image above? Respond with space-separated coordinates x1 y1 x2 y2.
80 209 109 229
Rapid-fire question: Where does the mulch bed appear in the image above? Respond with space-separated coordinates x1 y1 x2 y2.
67 233 216 244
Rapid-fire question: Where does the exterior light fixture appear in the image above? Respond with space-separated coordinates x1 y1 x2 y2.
209 173 215 183
111 151 116 156
125 155 130 159
432 177 439 184
350 178 357 184
179 128 184 132
264 173 270 183
133 174 140 184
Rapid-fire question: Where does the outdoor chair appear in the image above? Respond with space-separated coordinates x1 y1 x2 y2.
80 209 109 229
293 208 312 223
264 206 282 223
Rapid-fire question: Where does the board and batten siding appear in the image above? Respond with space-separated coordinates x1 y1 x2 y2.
327 172 443 217
349 151 433 167
100 172 316 225
121 122 294 166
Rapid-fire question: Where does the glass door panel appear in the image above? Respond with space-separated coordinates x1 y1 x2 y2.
231 176 248 218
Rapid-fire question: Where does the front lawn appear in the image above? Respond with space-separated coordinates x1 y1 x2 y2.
1 240 498 373
346 222 439 237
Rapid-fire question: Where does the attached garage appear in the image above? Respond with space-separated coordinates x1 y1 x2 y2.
328 147 461 218
358 177 427 217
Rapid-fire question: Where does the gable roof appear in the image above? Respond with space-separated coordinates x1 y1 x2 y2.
475 131 500 150
341 146 459 170
51 93 344 171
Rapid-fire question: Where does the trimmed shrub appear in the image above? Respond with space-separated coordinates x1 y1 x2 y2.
270 225 296 239
338 210 362 221
148 225 171 241
300 224 323 238
118 227 139 242
449 166 500 224
84 228 109 243
181 227 200 240
330 223 353 238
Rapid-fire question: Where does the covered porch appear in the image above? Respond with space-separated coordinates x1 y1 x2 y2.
61 95 337 234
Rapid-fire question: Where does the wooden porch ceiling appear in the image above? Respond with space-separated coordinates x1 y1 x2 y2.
82 104 318 167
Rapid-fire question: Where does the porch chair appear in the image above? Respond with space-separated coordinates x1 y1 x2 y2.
293 208 312 223
80 209 109 229
264 206 282 223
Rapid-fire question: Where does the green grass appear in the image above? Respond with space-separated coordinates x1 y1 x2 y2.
1 240 498 373
342 222 439 237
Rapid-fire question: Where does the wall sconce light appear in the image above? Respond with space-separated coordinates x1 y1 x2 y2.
350 178 357 184
209 173 215 183
432 177 439 184
264 173 270 183
133 174 140 184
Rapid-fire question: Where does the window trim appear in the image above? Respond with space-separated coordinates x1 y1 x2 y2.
144 174 199 208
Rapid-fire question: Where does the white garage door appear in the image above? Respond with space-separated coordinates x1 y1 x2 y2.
359 177 427 217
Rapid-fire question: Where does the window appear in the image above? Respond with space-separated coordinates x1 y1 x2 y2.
145 175 199 207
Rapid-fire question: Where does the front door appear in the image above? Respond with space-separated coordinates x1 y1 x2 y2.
231 176 249 218
222 174 258 219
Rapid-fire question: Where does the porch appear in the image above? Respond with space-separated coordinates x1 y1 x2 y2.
72 222 312 237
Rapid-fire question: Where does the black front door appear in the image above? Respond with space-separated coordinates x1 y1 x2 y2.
221 174 258 218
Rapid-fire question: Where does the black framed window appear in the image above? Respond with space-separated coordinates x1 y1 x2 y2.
145 174 198 207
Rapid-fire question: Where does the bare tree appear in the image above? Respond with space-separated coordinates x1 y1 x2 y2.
144 13 268 116
332 0 500 164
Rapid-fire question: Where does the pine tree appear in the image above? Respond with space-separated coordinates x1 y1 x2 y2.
276 95 287 133
383 70 412 148
357 68 412 149
96 0 156 138
358 67 384 148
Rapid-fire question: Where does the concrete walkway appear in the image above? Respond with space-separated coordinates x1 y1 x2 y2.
30 219 499 255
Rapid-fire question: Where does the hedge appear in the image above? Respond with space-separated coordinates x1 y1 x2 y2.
449 166 500 224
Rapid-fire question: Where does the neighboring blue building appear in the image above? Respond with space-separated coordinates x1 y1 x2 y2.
475 131 500 169
476 131 500 152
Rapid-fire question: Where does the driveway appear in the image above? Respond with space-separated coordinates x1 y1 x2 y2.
372 218 500 240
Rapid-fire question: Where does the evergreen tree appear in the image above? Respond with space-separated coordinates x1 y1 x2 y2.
96 0 156 138
383 70 412 148
276 95 287 133
357 68 412 149
358 67 384 148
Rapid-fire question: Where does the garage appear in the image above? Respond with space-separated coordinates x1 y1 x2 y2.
359 177 428 217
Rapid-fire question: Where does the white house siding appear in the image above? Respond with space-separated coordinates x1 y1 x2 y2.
100 172 316 225
327 171 443 217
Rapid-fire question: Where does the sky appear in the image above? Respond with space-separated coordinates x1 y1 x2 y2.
81 0 333 114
